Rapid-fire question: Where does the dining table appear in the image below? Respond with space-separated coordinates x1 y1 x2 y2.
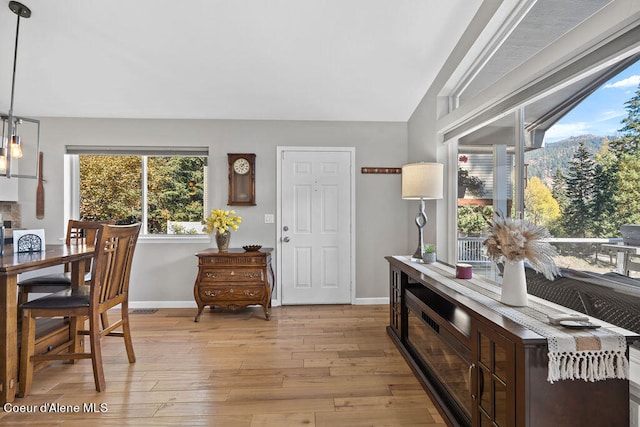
0 243 95 404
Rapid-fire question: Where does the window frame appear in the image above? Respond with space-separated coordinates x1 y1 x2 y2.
65 146 210 242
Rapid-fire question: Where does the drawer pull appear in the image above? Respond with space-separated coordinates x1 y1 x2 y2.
204 290 221 297
230 271 235 276
244 290 259 296
205 272 222 278
243 272 261 278
469 364 476 401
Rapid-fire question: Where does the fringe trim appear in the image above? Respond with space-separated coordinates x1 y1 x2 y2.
547 351 629 384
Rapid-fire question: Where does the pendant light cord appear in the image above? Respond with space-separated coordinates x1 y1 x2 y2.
9 12 22 117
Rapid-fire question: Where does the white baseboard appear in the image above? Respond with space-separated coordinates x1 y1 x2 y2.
128 297 390 309
128 301 197 309
354 297 389 305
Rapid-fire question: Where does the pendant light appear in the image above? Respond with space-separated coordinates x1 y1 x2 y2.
1 1 40 179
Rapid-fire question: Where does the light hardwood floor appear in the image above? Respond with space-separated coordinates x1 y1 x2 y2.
1 305 446 426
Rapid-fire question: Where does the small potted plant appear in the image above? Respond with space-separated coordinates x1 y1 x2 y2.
458 168 484 198
422 244 436 264
457 155 484 198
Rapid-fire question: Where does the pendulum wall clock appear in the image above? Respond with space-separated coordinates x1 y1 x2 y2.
227 153 256 206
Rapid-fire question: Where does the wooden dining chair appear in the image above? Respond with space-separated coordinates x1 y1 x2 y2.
17 219 115 306
18 223 141 396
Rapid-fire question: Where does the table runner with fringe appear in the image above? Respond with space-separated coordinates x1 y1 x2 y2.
412 259 630 383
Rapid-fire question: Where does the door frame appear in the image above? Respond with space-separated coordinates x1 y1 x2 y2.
275 146 356 306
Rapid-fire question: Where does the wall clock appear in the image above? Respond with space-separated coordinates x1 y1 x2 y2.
228 153 256 206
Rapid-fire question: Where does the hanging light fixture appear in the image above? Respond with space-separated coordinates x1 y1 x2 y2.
10 120 23 159
1 1 40 178
0 120 7 172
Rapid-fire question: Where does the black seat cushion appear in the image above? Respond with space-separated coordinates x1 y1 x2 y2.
18 272 91 286
20 286 90 310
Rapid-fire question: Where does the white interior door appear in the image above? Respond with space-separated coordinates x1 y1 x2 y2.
279 149 353 305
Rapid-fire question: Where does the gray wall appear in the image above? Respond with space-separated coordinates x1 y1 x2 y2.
17 118 410 306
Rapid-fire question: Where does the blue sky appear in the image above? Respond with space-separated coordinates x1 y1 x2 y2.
544 61 640 143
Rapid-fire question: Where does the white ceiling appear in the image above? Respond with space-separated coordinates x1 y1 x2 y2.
0 0 482 122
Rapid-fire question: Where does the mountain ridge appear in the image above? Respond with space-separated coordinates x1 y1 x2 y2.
525 134 613 183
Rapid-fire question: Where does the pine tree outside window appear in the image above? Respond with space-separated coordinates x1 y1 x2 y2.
67 147 208 236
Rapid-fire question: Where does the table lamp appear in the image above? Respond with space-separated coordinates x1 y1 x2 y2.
402 162 444 262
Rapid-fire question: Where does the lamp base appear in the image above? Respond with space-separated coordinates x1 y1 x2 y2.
411 247 424 263
411 198 427 264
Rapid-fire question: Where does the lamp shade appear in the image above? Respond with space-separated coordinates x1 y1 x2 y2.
402 162 443 200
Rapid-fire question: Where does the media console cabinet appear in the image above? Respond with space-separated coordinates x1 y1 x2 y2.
386 256 639 427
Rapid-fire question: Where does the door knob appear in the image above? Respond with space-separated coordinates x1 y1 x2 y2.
282 237 290 243
283 226 289 231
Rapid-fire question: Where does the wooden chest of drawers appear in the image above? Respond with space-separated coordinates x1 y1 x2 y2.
193 248 274 322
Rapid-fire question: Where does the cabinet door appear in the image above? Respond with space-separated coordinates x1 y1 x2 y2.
389 266 405 338
472 323 515 427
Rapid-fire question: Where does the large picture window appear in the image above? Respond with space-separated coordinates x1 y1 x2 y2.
67 146 208 236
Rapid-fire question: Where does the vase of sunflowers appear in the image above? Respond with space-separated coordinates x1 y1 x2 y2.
202 209 242 251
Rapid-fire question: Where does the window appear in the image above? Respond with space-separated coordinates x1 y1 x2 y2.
454 57 640 279
66 146 208 236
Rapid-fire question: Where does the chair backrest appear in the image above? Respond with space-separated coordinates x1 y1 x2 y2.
90 223 141 311
65 219 115 273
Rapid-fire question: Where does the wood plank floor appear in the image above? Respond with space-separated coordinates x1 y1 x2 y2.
0 305 446 426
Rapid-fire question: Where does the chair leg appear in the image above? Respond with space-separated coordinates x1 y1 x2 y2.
89 314 106 392
68 315 86 364
121 304 136 363
18 311 36 397
17 287 29 307
17 288 28 327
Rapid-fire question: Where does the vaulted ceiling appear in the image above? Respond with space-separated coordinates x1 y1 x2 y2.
0 0 632 127
0 0 482 121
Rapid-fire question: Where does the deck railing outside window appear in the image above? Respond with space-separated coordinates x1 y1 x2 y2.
458 237 629 276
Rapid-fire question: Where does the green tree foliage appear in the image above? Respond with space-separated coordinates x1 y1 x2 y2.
524 177 560 227
147 157 206 233
80 155 142 222
606 84 640 230
525 135 606 180
457 206 492 236
614 154 640 226
525 84 640 239
547 169 568 236
562 142 595 237
80 155 206 233
610 85 640 157
550 168 568 212
592 140 619 237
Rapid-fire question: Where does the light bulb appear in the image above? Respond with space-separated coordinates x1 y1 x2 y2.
10 135 22 159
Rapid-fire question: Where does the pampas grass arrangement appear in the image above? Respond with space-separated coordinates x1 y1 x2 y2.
483 212 559 280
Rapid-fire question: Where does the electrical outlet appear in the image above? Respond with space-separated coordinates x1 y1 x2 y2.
264 214 274 224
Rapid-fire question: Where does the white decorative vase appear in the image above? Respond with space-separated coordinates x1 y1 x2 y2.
500 259 528 306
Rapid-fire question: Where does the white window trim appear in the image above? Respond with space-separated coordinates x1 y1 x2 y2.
65 148 210 242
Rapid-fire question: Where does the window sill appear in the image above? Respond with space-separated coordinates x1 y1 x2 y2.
137 235 211 244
